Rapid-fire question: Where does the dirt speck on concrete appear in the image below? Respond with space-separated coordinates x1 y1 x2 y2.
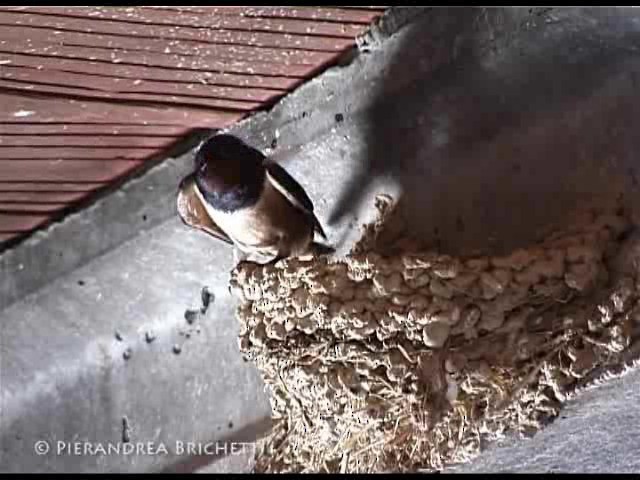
122 416 131 443
201 286 215 313
184 309 199 325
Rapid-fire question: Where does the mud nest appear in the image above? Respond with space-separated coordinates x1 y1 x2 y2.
229 195 640 473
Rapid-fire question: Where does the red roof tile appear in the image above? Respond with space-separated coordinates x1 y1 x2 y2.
0 6 386 248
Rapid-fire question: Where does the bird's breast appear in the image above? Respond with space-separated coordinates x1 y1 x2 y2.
199 179 310 252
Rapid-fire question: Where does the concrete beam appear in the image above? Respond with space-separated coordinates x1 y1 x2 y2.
4 6 640 473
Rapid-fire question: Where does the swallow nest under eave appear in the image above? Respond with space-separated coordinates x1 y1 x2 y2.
229 194 640 474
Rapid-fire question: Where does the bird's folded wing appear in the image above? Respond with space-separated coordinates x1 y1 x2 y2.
176 174 233 245
264 160 327 240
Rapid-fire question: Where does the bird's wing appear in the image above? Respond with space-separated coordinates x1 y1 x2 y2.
176 173 234 245
264 160 327 240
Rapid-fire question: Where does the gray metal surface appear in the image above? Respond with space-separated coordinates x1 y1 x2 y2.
3 6 640 473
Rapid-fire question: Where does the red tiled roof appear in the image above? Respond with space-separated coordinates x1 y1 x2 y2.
0 6 385 249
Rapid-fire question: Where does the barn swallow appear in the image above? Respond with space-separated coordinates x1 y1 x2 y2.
177 133 330 264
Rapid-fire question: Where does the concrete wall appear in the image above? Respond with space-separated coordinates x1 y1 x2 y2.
3 7 640 473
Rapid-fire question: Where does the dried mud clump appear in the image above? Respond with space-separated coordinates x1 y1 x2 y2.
229 195 640 473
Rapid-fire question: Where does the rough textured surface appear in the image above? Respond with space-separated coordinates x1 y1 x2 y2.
448 366 640 473
4 6 640 473
232 196 640 473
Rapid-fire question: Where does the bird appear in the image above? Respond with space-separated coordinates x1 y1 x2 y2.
176 133 331 264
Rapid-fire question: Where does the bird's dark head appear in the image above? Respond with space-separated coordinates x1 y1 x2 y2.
192 134 266 212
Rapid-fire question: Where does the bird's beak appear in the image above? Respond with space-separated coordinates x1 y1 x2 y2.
176 171 234 246
178 172 196 194
176 172 199 227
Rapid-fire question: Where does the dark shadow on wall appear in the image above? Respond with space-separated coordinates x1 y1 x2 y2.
328 7 640 256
